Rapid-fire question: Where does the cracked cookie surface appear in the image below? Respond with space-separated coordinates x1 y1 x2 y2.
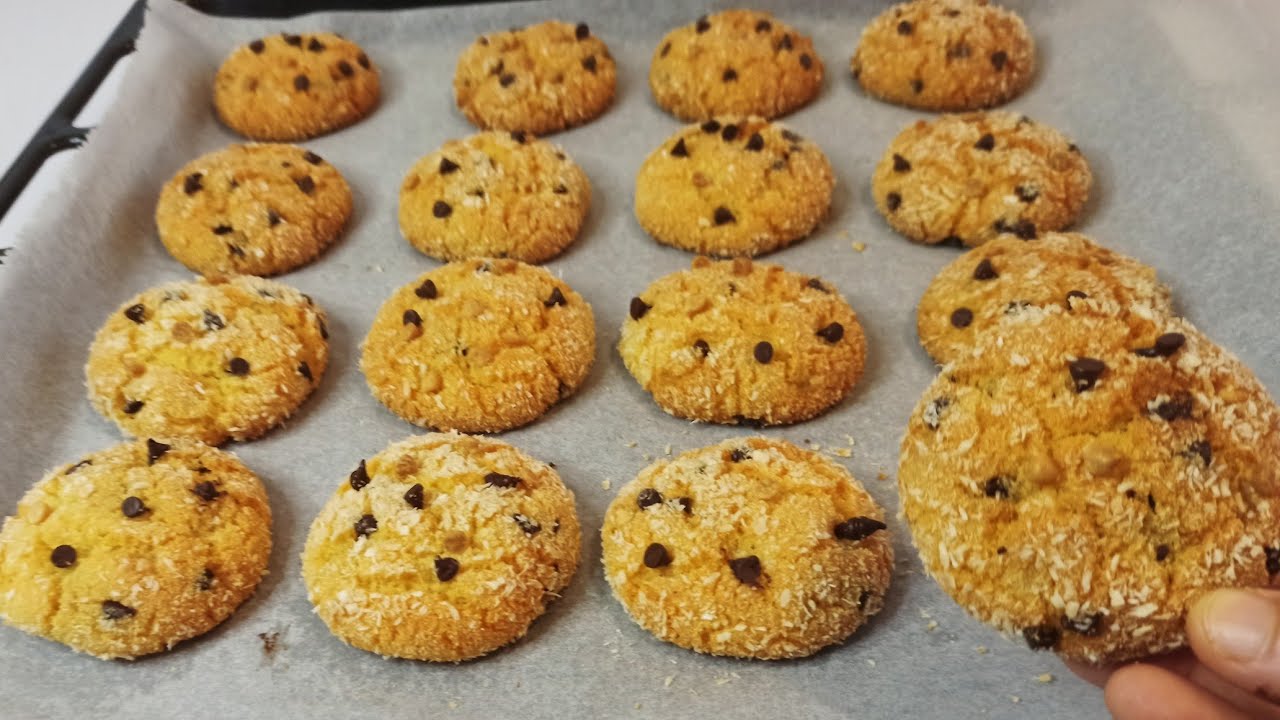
361 259 595 433
618 257 865 426
634 118 834 257
0 439 272 659
399 131 590 263
156 143 352 277
898 310 1280 664
302 433 580 661
86 276 329 446
602 437 893 659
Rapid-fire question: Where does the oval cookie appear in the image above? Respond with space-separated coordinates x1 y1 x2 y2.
214 32 380 141
602 438 893 659
917 233 1174 365
873 111 1091 247
361 259 596 433
302 433 581 662
899 311 1280 664
156 144 352 277
454 20 616 135
0 439 272 659
650 10 823 121
634 118 834 257
399 131 590 263
852 0 1035 111
619 257 865 426
86 276 329 445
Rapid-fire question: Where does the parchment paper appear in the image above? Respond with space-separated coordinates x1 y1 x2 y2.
3 1 1280 718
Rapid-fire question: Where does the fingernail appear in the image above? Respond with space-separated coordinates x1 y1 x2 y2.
1199 589 1279 661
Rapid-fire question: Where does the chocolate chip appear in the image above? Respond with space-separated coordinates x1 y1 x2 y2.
730 448 750 462
974 133 996 151
834 517 886 542
582 55 598 73
781 129 802 143
721 124 739 142
892 154 911 172
122 496 147 518
816 323 844 343
196 466 211 474
499 73 516 87
694 339 710 356
695 16 710 33
1155 544 1170 562
631 542 673 574
146 439 170 465
102 600 136 620
282 33 302 46
484 472 522 489
675 497 693 514
1149 493 1157 511
354 514 377 539
923 397 950 430
199 310 224 332
228 244 246 258
1066 290 1088 306
303 151 324 165
1188 440 1212 465
513 514 541 535
306 38 325 53
184 172 203 195
51 545 76 568
972 259 998 281
1016 185 1039 203
292 176 315 196
714 207 736 225
947 42 971 59
778 34 793 51
1069 143 1081 154
553 184 568 195
209 224 234 237
994 218 1037 239
402 309 422 326
1134 333 1186 358
435 556 459 581
755 19 772 32
192 481 219 502
124 399 145 415
886 191 902 212
65 460 91 475
629 297 651 320
267 209 282 226
991 50 1008 71
984 476 1010 498
745 133 764 151
806 277 829 293
940 235 964 247
799 53 812 69
433 200 452 218
897 19 914 35
637 488 664 509
293 74 310 91
415 279 438 299
338 60 354 77
1151 393 1194 421
753 341 773 363
910 78 924 94
1266 547 1280 576
944 8 961 17
729 556 762 586
575 22 590 40
298 361 312 381
357 52 370 70
227 357 250 376
249 39 265 53
701 120 721 133
670 138 689 157
1068 358 1106 392
1062 613 1104 637
545 287 567 307
661 42 671 58
349 460 370 491
950 308 973 328
1023 624 1060 650
734 415 766 429
318 318 328 340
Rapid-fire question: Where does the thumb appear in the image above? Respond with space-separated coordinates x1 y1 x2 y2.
1187 588 1280 703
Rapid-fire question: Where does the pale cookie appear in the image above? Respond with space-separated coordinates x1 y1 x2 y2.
454 20 616 135
852 0 1035 111
649 10 823 121
602 437 893 659
361 259 595 433
634 118 834 257
302 433 580 661
399 131 590 263
873 111 1091 246
619 257 865 426
0 439 271 659
156 144 352 277
917 233 1174 365
214 32 380 141
86 276 329 446
898 310 1280 664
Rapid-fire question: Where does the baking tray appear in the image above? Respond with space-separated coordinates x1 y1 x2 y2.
2 1 1279 718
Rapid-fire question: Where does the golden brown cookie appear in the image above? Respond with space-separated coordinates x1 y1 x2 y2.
873 111 1091 246
852 0 1035 111
634 118 834 257
453 21 616 135
917 233 1175 365
398 131 590 263
618 257 865 426
214 32 380 141
602 437 893 659
361 259 595 433
898 311 1280 664
155 144 352 277
85 276 329 446
302 433 580 662
649 10 823 121
0 439 272 659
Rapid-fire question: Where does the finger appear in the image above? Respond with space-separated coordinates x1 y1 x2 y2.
1063 649 1198 689
1187 588 1280 701
1105 663 1251 720
1187 663 1280 720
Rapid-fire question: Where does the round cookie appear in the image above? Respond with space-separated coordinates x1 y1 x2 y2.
649 10 823 121
302 433 580 661
873 111 1091 247
453 20 616 135
399 131 590 263
851 0 1035 111
917 233 1174 365
86 275 329 446
0 439 272 659
361 259 595 433
214 32 380 141
602 437 893 659
156 144 352 277
618 257 865 426
898 311 1280 664
634 118 835 257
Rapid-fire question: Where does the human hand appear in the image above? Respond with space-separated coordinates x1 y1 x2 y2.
1067 589 1280 719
